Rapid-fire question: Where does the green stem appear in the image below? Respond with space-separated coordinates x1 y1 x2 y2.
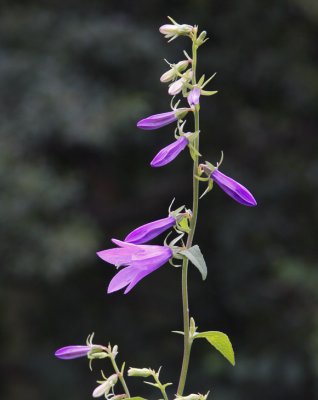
110 355 131 398
177 29 200 396
153 373 169 400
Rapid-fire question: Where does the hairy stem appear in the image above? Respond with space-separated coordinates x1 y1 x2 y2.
177 28 200 396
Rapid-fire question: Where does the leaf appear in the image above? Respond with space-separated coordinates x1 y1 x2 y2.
126 397 147 400
194 331 235 366
180 245 207 280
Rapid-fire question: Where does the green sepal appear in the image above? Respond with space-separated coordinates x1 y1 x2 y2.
194 331 235 366
201 90 218 96
198 74 205 86
188 143 202 161
199 178 213 199
180 245 207 280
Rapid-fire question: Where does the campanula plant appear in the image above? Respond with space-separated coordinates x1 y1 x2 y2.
55 16 257 400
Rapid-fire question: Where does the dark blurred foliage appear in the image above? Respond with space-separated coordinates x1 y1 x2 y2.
1 0 318 399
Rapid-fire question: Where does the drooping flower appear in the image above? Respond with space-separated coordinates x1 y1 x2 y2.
151 135 189 167
160 60 189 83
188 86 201 106
97 239 173 294
92 374 118 398
211 169 257 207
168 70 192 96
55 345 92 360
125 216 176 244
137 109 189 130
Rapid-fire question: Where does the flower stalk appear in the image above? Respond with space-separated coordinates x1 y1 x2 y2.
177 26 200 396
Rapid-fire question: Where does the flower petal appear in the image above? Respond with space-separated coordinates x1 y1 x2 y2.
151 136 188 167
55 345 91 360
137 111 177 130
125 216 176 244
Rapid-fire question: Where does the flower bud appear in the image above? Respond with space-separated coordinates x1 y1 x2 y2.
159 24 193 40
168 70 192 96
196 31 207 46
128 367 153 377
160 60 189 83
92 374 118 398
176 394 201 400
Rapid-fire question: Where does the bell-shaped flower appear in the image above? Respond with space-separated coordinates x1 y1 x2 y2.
137 108 189 130
55 333 105 360
55 345 92 360
125 216 176 244
211 169 257 207
151 135 189 167
188 86 201 106
97 239 173 294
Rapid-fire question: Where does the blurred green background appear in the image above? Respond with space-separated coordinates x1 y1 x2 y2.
1 0 318 399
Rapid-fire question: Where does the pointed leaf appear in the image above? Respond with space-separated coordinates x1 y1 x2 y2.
194 331 235 366
180 245 207 280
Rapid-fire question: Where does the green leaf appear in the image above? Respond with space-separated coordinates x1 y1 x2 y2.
194 331 235 366
180 245 207 280
126 397 147 400
178 216 190 233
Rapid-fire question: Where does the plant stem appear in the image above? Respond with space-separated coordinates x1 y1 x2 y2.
110 355 131 398
177 29 200 396
153 372 170 400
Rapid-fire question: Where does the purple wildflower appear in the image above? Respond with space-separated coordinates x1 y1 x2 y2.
188 87 201 106
151 136 189 167
125 216 176 244
137 109 189 130
97 239 173 294
55 345 91 360
211 169 257 207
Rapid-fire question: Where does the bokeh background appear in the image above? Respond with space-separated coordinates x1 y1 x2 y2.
1 0 318 399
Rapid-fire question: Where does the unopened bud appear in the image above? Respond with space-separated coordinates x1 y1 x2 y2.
92 374 118 398
112 345 119 358
176 394 205 400
159 24 194 40
128 367 153 377
168 70 192 96
196 31 207 46
160 60 190 83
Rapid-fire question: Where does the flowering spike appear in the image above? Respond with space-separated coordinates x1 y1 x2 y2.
137 109 189 130
125 216 176 244
211 169 257 207
97 240 173 294
151 135 189 167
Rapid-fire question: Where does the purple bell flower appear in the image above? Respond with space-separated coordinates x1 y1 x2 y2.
211 169 257 207
137 109 189 130
55 345 92 360
151 136 189 167
125 216 176 244
188 87 201 106
97 239 173 294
